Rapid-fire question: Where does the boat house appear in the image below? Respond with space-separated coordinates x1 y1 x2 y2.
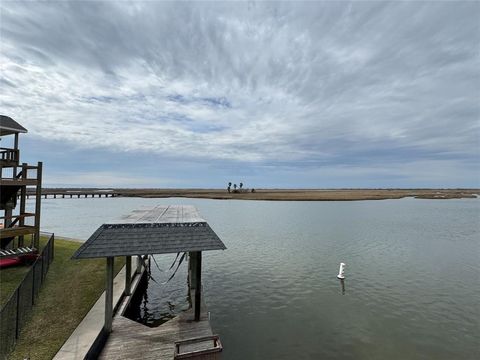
70 205 226 359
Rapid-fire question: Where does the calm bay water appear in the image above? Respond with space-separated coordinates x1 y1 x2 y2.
36 197 479 359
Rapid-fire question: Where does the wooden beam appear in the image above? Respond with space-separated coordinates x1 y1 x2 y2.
188 251 197 291
18 163 27 247
0 179 39 186
4 208 12 229
0 213 35 221
34 162 42 249
194 251 202 321
125 256 132 296
14 133 19 151
105 257 114 333
0 226 37 239
13 133 19 178
136 255 142 274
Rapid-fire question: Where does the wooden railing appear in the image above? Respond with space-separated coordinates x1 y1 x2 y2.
15 163 40 180
0 213 36 228
0 147 19 163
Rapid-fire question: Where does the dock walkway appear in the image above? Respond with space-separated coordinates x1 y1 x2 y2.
99 295 213 359
53 265 131 360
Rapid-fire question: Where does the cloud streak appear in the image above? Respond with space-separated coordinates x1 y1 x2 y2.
0 1 478 187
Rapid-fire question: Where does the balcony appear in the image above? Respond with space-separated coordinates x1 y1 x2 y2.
0 147 20 167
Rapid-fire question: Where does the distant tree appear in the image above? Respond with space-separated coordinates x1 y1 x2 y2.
227 182 232 193
239 182 243 189
233 184 237 191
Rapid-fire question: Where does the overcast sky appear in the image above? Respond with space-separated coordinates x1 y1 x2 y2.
1 1 479 188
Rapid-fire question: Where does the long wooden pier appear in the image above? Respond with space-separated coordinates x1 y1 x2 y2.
23 189 119 199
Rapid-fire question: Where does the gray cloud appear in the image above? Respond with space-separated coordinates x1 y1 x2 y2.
0 1 478 186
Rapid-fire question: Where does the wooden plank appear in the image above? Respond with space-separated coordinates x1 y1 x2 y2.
0 179 39 186
0 226 36 239
106 205 205 225
0 213 35 220
99 292 213 360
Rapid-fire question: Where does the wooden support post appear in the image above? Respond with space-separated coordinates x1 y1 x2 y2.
125 256 132 296
18 163 27 247
194 252 202 321
4 208 12 230
136 255 142 274
188 251 197 291
13 133 18 179
188 252 192 289
105 257 114 333
34 162 42 249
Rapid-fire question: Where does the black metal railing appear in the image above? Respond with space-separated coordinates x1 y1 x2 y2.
0 233 54 360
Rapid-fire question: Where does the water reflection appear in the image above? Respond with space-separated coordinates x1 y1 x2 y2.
124 255 191 327
340 279 346 295
141 277 151 320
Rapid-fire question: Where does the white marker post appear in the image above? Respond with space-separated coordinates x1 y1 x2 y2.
337 262 346 279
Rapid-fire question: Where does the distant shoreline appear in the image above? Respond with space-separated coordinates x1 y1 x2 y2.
39 188 480 201
53 235 84 243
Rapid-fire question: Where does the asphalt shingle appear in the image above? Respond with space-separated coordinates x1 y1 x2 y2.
72 206 226 259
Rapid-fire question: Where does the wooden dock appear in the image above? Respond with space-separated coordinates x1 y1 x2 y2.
24 189 119 199
99 294 214 359
71 205 226 359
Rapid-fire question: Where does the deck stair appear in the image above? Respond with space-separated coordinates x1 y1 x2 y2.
0 246 36 258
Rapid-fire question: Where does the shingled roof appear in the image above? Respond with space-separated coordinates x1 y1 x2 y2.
0 115 28 136
72 205 226 259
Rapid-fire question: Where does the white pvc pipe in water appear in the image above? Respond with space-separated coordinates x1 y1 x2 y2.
337 262 346 279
